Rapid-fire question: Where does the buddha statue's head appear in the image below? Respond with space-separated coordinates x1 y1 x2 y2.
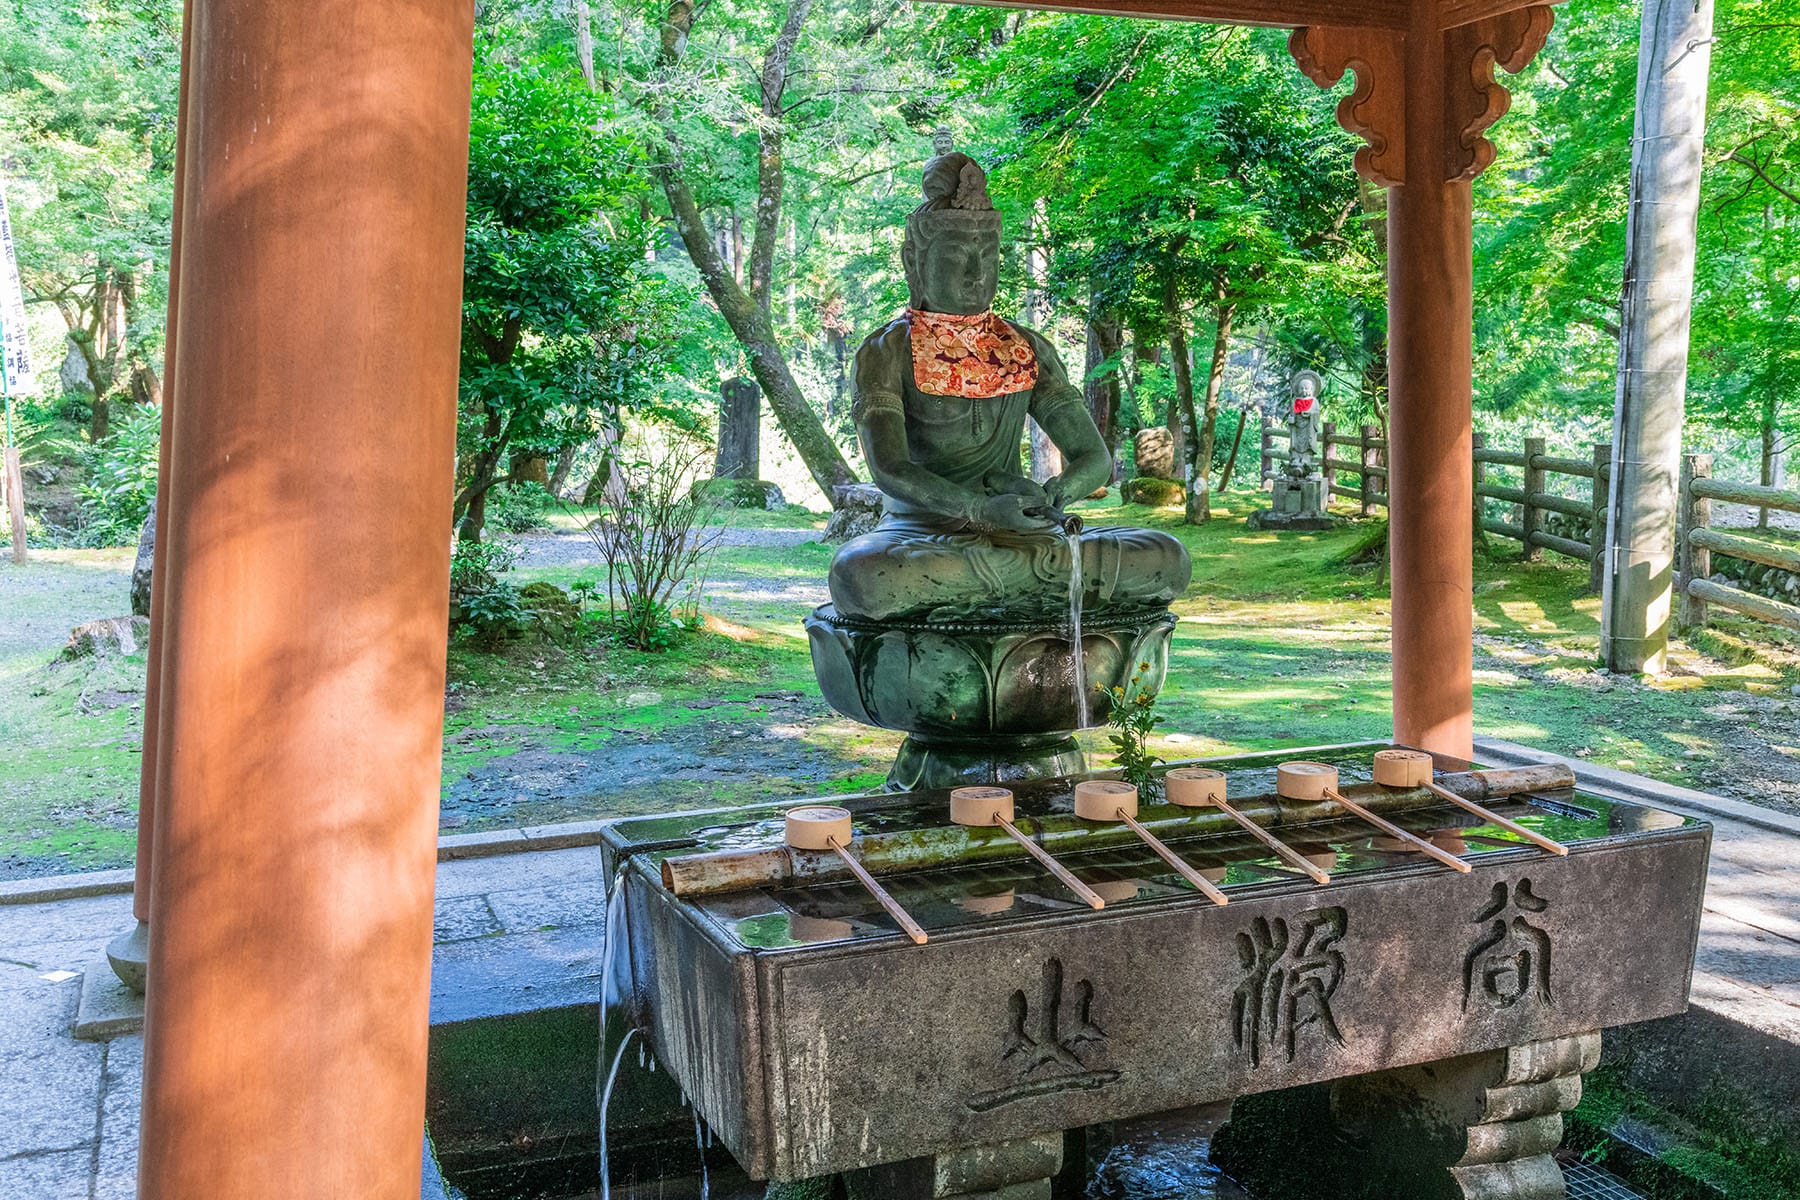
901 152 1001 316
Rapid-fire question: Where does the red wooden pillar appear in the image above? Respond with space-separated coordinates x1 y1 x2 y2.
1292 3 1551 759
106 0 193 993
136 2 472 1197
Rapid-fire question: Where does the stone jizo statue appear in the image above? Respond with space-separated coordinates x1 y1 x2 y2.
1250 370 1334 531
826 153 1190 622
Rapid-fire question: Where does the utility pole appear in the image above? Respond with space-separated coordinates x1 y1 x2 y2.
1602 0 1716 673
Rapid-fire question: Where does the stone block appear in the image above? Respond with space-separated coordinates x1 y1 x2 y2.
93 1036 143 1200
485 882 604 934
0 1146 95 1200
824 484 884 544
0 1039 106 1159
1133 428 1177 480
74 961 145 1040
432 895 502 945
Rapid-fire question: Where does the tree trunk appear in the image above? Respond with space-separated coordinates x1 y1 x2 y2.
1217 407 1248 497
548 443 579 498
1761 387 1777 530
1084 312 1123 472
1164 280 1200 523
573 0 596 89
652 0 857 505
1028 419 1063 484
1189 301 1236 524
1601 0 1715 674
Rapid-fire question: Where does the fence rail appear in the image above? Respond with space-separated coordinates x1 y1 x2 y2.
1262 424 1612 588
1258 426 1800 644
1678 455 1800 636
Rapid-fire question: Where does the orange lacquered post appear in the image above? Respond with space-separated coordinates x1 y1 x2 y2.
136 1 474 1196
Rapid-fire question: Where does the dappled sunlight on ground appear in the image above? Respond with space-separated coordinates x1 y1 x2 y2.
4 493 1800 875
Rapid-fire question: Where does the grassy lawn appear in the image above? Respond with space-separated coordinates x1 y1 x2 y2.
3 491 1797 879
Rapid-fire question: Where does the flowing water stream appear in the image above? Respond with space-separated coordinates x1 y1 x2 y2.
1066 528 1090 730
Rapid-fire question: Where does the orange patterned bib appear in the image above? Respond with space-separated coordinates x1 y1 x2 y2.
907 308 1039 399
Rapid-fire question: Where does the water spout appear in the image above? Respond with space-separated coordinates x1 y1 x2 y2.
595 872 638 1200
1066 528 1089 730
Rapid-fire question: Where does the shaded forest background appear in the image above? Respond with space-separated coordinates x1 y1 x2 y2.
2 0 1797 538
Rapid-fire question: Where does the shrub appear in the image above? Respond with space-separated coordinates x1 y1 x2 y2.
579 434 722 651
1106 661 1166 799
488 481 554 533
77 405 161 546
450 537 522 594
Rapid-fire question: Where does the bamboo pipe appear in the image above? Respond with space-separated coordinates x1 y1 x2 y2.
1277 762 1471 873
1167 768 1330 885
1371 749 1566 856
1076 781 1227 905
656 763 1576 899
785 807 927 944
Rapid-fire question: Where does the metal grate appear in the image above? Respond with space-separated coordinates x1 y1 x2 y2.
1563 1162 1650 1200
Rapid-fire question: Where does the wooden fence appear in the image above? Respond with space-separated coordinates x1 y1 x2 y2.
1677 454 1800 636
1261 423 1800 641
1261 423 1611 591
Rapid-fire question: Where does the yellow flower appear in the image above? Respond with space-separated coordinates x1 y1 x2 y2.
1112 686 1126 700
1138 661 1151 671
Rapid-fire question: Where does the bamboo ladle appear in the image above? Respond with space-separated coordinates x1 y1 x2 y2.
784 806 928 944
1165 767 1331 885
1277 761 1471 873
950 787 1105 909
1371 749 1567 856
1073 781 1229 906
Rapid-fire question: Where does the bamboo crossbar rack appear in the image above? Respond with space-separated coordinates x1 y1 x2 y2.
658 763 1575 899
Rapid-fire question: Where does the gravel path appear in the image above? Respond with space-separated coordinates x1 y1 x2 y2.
514 526 820 569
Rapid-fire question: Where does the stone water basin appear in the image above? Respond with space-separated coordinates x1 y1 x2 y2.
599 742 1709 1188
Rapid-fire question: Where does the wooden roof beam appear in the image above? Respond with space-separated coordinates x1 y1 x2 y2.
919 0 1561 32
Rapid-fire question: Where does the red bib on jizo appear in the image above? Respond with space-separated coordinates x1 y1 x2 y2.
908 308 1039 399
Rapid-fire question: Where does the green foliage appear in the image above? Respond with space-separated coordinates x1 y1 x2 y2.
0 0 181 397
456 29 689 539
487 481 554 533
457 582 526 643
579 435 722 652
75 404 158 546
449 537 522 594
1105 661 1166 797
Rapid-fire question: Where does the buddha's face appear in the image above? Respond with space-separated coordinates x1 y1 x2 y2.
907 228 999 315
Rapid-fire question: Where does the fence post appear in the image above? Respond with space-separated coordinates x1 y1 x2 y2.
1472 432 1486 543
1322 421 1336 501
1588 442 1610 593
1521 436 1546 562
1678 453 1711 630
1260 419 1273 489
1360 422 1378 516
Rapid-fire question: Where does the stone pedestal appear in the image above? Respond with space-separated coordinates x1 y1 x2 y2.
1250 475 1335 531
805 605 1177 791
844 1133 1064 1200
1209 1032 1600 1200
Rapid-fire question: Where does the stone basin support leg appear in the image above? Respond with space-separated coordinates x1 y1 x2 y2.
843 1131 1065 1200
1209 1032 1601 1200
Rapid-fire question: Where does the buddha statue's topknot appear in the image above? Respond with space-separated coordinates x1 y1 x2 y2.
902 136 1002 306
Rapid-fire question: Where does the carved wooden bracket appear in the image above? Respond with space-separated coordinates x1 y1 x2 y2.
1289 6 1553 187
1445 6 1554 180
1289 27 1405 188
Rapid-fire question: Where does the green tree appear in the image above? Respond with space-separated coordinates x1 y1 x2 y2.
454 33 686 542
0 0 182 439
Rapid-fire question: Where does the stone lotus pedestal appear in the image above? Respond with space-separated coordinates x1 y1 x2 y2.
805 604 1179 791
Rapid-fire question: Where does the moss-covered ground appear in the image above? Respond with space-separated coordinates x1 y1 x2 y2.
4 492 1798 879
